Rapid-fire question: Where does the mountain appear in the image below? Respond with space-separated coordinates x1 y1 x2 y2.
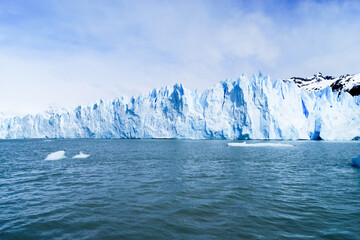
1 72 360 140
284 72 360 96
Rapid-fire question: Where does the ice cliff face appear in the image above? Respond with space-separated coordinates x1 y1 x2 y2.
1 72 360 140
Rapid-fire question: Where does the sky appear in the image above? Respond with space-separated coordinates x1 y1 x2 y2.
1 0 360 115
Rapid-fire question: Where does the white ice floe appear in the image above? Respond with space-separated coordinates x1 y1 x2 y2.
72 152 90 159
227 142 293 147
45 150 66 160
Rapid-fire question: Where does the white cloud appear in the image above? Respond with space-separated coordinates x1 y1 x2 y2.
0 0 360 114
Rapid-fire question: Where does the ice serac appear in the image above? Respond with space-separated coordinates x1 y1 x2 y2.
1 72 360 140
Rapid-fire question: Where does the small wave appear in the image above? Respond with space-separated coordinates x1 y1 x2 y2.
72 152 90 159
43 140 52 142
45 150 67 160
352 156 360 168
228 142 293 147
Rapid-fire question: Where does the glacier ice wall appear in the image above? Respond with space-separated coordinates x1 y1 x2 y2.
1 73 360 140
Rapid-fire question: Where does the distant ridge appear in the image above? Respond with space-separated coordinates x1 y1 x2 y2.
284 72 360 96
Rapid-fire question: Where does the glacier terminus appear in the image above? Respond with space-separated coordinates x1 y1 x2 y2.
1 72 360 140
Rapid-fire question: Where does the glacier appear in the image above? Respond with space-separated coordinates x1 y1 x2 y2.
1 72 360 140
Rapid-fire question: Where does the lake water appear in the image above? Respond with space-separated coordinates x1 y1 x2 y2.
1 139 360 239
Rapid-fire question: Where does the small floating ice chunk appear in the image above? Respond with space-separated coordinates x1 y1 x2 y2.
45 150 66 160
228 142 293 147
352 156 360 168
72 152 90 159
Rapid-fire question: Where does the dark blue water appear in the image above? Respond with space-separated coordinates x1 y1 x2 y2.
1 139 360 239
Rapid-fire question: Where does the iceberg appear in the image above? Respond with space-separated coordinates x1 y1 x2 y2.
1 72 360 140
72 152 90 159
45 150 67 161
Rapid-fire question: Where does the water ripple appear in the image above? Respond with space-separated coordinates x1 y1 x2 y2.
0 139 360 239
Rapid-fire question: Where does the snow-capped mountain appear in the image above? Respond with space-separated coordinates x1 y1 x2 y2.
1 72 360 140
284 72 360 96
